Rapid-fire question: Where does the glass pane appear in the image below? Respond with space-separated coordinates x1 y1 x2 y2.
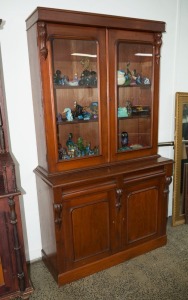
117 42 153 152
52 39 100 161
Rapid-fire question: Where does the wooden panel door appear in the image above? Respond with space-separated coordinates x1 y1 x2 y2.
121 175 166 248
62 190 115 270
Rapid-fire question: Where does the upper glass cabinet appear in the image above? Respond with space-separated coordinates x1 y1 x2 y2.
117 42 153 153
28 12 163 173
52 38 100 161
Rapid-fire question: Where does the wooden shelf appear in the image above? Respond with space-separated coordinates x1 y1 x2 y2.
54 85 97 89
118 84 151 88
57 118 98 125
118 115 150 120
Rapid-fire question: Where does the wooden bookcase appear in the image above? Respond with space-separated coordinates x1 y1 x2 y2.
26 7 173 285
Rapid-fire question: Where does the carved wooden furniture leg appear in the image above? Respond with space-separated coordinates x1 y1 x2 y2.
8 196 26 292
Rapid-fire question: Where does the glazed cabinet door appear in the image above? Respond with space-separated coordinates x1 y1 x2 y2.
38 23 108 173
61 190 116 270
121 174 166 249
108 29 161 162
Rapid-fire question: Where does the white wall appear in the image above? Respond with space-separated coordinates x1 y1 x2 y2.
0 0 186 261
174 0 188 90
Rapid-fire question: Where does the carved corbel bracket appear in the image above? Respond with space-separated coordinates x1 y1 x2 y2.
37 22 48 60
115 188 123 210
164 176 172 199
154 32 162 65
54 203 63 228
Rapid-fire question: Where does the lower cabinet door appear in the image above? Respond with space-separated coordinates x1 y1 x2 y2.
122 175 165 247
0 256 6 295
62 191 115 269
0 259 4 287
0 211 17 296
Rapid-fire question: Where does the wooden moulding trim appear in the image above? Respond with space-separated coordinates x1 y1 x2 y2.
34 155 172 176
0 191 21 199
26 7 165 33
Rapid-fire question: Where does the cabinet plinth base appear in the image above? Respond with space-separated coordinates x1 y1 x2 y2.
42 235 167 286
